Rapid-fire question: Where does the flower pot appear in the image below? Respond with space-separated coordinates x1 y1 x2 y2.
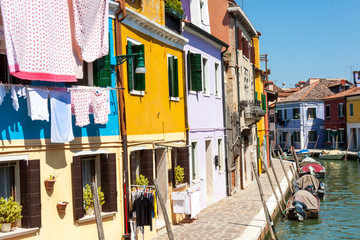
85 208 94 216
1 223 11 233
57 201 68 213
44 179 56 190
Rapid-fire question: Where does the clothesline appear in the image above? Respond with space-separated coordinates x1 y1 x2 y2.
130 185 156 189
0 83 124 91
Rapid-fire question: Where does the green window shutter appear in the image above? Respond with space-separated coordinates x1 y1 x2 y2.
168 56 174 97
314 108 316 118
133 44 145 91
173 57 179 97
127 41 133 91
190 53 202 92
93 53 111 87
262 94 266 112
255 91 258 100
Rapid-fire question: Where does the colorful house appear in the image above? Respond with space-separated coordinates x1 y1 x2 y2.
119 0 188 235
0 5 124 240
276 80 334 150
322 87 360 150
181 0 229 210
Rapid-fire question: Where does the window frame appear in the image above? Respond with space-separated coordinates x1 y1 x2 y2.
293 131 300 143
338 103 344 118
214 62 221 98
349 103 354 116
167 54 179 101
292 108 300 119
126 38 145 96
307 108 316 119
325 104 331 119
190 141 199 181
284 109 288 120
202 56 209 96
0 161 19 201
187 51 202 93
308 130 317 142
217 138 224 172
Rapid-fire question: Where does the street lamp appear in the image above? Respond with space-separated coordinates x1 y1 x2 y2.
115 50 146 73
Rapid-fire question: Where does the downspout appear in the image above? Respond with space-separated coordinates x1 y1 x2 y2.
233 15 243 190
221 45 229 195
114 1 130 237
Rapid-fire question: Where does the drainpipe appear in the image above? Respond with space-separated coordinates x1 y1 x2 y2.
114 1 130 237
221 45 229 195
232 15 243 190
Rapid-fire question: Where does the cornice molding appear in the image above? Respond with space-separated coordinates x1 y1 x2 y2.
228 6 257 38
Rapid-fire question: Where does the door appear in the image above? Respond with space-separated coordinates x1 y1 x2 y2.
155 148 167 229
205 140 214 203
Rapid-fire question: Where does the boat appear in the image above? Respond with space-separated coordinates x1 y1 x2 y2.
299 157 321 167
319 149 344 160
300 162 326 178
295 174 325 199
286 190 320 221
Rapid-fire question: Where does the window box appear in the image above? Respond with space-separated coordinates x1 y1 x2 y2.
165 6 184 20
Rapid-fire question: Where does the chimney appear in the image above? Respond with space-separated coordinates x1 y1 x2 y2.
282 83 285 89
353 71 360 87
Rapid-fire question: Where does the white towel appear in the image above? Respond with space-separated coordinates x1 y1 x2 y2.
26 88 50 121
0 85 7 106
11 86 19 111
171 192 188 214
0 0 77 82
91 90 110 124
70 0 109 62
189 191 200 218
50 91 74 143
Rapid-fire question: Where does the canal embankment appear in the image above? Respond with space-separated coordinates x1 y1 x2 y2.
154 158 295 240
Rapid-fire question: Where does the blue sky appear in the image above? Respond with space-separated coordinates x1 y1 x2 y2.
235 0 360 88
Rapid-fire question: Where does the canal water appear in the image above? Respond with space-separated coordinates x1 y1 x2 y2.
269 159 360 240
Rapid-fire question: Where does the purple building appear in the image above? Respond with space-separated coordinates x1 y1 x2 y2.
181 0 228 210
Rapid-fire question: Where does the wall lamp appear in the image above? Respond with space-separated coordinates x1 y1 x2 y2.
115 50 146 73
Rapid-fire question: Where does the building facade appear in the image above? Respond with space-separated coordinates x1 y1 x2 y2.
346 94 360 150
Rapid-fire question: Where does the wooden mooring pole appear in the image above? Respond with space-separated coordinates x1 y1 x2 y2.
251 161 278 240
91 183 105 240
290 147 301 176
277 152 294 195
269 156 286 208
153 178 174 240
262 160 285 216
344 131 353 161
311 135 320 157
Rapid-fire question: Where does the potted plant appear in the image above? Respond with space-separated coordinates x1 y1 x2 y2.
56 201 68 213
165 0 184 19
174 165 184 184
83 184 105 216
135 174 149 186
0 197 22 233
44 174 56 190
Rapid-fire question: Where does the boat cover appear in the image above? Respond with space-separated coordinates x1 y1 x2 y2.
297 149 310 154
297 175 320 191
288 190 320 210
321 150 342 155
301 163 324 172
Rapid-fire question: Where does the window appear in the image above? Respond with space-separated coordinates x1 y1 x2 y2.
325 130 331 142
270 131 274 140
282 132 288 143
270 114 275 123
293 108 300 119
308 131 317 142
284 109 288 120
338 103 344 118
0 163 15 199
277 109 283 121
127 40 145 93
187 52 202 92
171 147 190 186
215 62 220 97
168 55 179 99
244 68 250 100
202 57 209 95
217 139 224 171
293 132 300 143
339 130 345 143
349 103 354 117
200 0 205 23
307 108 316 119
191 142 199 180
72 154 117 220
325 105 331 119
261 93 266 112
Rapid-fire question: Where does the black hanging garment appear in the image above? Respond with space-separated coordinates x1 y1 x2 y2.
130 196 154 231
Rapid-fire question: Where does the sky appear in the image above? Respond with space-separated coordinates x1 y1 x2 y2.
235 0 360 88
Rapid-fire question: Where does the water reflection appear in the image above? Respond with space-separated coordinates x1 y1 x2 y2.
269 159 360 240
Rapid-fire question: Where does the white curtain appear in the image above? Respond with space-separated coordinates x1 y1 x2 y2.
82 160 93 188
0 167 12 199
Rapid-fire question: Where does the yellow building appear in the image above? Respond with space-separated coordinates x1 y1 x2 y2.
253 34 267 174
119 0 188 238
346 93 360 150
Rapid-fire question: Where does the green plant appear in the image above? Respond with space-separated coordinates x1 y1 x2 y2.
135 174 149 186
83 184 105 211
175 165 184 184
48 174 55 180
165 0 184 16
0 197 22 223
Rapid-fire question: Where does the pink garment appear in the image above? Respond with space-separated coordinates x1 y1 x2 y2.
0 0 77 82
91 90 110 124
71 90 91 127
71 0 109 62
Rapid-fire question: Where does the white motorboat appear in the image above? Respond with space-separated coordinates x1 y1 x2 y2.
319 150 344 160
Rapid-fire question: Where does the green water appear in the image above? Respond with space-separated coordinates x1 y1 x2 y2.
270 159 360 240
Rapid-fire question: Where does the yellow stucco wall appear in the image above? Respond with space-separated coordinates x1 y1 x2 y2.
253 36 265 173
0 136 124 240
347 96 360 123
126 0 165 25
121 26 186 138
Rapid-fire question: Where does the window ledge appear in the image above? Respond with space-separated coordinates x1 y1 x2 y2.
215 96 222 100
174 183 187 190
170 97 180 102
77 212 116 224
0 227 39 240
203 93 211 98
130 90 145 96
